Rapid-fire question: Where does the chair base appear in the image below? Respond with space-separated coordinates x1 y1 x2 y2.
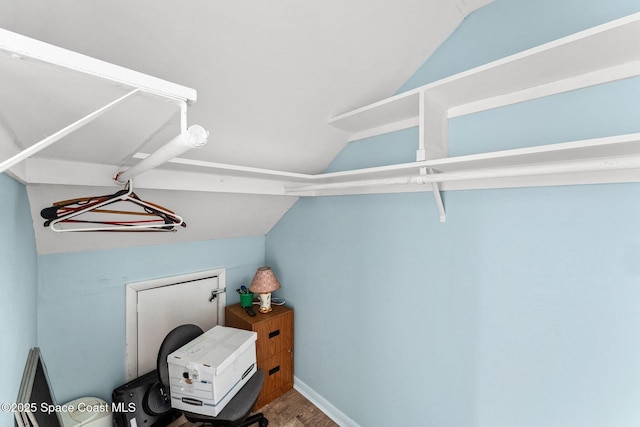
243 412 268 427
184 411 268 427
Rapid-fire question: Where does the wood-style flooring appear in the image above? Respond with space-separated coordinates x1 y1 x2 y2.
167 389 339 427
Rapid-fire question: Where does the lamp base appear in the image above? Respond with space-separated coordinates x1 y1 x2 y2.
257 293 272 313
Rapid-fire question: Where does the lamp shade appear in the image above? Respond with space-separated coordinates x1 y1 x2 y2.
248 267 281 294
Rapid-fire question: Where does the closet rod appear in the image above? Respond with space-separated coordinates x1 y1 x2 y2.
114 124 209 183
285 155 640 194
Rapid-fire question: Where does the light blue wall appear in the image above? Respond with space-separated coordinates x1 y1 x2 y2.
266 1 640 426
0 174 38 426
399 0 640 92
37 236 266 403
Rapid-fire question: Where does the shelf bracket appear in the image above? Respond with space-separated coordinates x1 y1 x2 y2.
0 88 140 174
419 167 446 223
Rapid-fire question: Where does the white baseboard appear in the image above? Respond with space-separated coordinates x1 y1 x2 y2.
293 376 360 427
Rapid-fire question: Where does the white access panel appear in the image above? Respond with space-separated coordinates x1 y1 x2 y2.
125 269 226 380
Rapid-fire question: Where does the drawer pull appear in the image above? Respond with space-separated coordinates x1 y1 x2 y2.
268 329 280 339
268 365 281 376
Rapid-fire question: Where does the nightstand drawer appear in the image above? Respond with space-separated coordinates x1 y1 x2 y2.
257 351 293 406
253 314 293 359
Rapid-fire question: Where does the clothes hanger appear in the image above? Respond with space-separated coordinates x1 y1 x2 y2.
40 180 186 232
42 180 185 232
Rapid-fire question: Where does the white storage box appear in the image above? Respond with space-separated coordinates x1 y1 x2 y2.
167 325 257 416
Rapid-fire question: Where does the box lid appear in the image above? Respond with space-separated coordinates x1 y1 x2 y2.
168 325 257 375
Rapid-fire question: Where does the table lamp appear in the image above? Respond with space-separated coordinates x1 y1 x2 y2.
249 266 281 313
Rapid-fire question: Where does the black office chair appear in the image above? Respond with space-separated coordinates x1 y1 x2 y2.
156 324 269 427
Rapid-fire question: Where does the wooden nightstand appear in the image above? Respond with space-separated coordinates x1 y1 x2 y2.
225 303 294 409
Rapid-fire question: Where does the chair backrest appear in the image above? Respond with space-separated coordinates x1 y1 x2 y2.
156 324 204 388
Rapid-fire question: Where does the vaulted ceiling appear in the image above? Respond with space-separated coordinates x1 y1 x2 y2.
0 0 491 254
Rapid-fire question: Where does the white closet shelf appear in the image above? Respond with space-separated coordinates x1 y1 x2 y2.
320 13 640 221
329 12 640 141
0 28 197 103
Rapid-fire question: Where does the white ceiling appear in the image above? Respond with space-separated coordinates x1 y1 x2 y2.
0 0 491 254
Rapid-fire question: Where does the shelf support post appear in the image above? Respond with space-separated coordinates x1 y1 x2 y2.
418 90 448 162
418 90 447 223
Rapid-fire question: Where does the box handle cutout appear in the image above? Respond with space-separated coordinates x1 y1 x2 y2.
242 363 255 380
269 329 280 339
